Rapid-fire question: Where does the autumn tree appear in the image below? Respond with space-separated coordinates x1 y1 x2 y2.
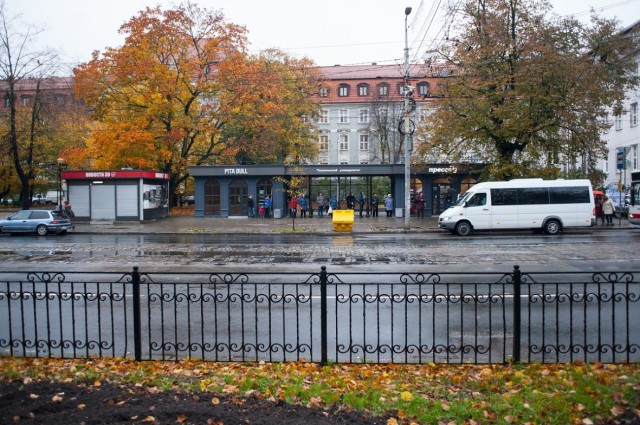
0 1 60 209
72 2 320 205
416 0 639 180
368 97 404 164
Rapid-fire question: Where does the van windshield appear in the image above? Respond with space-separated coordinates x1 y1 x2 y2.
454 191 473 207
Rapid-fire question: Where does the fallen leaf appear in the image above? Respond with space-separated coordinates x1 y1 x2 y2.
441 401 450 411
386 419 399 425
93 380 101 387
211 397 220 405
51 395 63 403
400 391 413 402
611 405 626 416
582 419 594 425
77 404 86 410
142 416 155 422
176 414 188 423
29 394 39 399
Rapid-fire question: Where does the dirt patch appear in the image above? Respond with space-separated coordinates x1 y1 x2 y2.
0 380 387 424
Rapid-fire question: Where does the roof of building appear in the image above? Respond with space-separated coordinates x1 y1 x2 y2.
316 63 434 80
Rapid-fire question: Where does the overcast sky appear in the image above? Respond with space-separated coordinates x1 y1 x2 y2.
7 0 640 72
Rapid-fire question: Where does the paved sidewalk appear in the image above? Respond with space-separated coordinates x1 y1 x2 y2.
72 213 634 235
74 215 442 234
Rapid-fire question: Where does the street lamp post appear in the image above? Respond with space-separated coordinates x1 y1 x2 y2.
403 6 412 230
57 158 65 211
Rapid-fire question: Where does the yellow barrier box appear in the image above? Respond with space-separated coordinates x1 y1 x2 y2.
332 209 354 232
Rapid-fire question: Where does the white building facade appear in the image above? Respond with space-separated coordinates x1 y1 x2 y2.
602 19 640 197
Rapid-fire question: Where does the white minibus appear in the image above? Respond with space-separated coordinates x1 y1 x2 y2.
438 178 595 236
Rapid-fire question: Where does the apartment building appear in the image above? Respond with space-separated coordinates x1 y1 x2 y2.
602 19 640 195
311 63 441 165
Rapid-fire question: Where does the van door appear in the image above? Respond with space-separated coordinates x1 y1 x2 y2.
463 191 491 230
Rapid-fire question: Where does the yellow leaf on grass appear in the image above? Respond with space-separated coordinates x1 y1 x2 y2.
400 391 413 402
93 380 101 387
386 419 399 425
441 401 450 411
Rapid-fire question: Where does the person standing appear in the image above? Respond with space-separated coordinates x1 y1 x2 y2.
289 195 298 218
299 195 307 218
370 193 379 217
358 192 366 218
329 195 337 214
346 192 356 210
263 195 272 218
316 192 325 218
247 195 255 218
414 192 425 218
603 195 615 225
384 194 394 217
595 195 604 225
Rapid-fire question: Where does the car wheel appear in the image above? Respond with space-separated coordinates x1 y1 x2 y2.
544 219 561 235
36 225 49 236
455 221 472 236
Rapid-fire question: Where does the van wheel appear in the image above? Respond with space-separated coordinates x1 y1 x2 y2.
455 221 472 236
544 220 561 235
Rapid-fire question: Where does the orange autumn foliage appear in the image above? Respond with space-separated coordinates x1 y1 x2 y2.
72 2 320 204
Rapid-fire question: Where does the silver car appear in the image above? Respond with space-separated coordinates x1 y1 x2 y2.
0 210 74 236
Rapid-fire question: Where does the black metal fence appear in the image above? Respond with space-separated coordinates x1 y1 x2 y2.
1 266 638 364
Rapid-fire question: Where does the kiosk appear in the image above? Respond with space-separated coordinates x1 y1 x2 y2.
62 170 170 222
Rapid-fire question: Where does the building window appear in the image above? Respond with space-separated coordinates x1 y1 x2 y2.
417 82 429 96
633 144 638 170
631 102 638 127
319 87 329 97
359 108 369 123
357 83 369 96
319 135 329 151
21 96 31 106
339 134 349 151
338 84 350 97
339 109 349 123
359 134 369 150
56 95 66 106
318 109 328 123
3 98 10 108
615 114 623 130
377 83 389 97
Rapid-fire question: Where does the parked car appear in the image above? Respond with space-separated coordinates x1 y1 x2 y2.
31 191 59 205
0 210 74 236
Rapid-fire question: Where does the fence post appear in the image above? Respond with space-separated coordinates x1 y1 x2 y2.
320 265 328 366
132 266 142 361
512 264 521 363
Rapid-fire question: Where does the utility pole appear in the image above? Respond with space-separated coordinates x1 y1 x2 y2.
403 6 412 230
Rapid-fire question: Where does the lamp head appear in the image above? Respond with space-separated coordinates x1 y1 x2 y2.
405 7 412 15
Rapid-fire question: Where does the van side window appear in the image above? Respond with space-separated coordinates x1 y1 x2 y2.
491 189 517 205
467 193 487 207
517 188 548 205
549 187 590 204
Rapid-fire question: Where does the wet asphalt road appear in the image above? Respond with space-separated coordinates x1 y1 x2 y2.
0 229 638 272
